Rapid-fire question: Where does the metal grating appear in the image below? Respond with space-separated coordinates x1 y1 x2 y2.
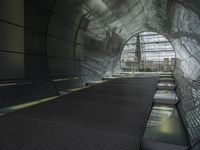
178 75 200 146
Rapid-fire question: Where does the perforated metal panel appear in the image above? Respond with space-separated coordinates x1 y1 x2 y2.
178 75 200 146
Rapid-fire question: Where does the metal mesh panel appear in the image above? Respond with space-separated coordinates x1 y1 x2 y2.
178 75 200 146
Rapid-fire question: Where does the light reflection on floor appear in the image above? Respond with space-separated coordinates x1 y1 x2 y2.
0 86 91 116
147 105 174 127
144 104 189 146
157 82 176 90
154 90 179 101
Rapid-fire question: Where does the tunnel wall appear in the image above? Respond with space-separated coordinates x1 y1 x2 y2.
0 0 86 107
169 2 200 99
47 0 124 84
170 2 200 147
141 0 200 89
46 0 85 90
0 0 124 108
141 1 200 146
0 0 59 108
81 31 124 81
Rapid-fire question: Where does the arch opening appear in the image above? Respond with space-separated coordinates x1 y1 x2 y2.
120 31 176 72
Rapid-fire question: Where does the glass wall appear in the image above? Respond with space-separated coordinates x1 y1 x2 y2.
120 32 175 72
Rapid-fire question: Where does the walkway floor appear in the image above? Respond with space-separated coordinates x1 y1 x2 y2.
0 76 158 150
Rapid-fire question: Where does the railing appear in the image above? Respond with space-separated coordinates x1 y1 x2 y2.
120 60 175 72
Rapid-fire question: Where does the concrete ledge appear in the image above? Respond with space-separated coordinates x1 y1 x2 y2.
157 82 176 90
154 90 179 105
159 78 175 82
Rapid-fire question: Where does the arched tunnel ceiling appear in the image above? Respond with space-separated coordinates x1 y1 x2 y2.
77 0 200 80
77 0 200 39
80 0 148 39
1 0 200 147
0 0 199 108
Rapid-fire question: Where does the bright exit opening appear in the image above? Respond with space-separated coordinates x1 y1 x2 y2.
120 32 175 72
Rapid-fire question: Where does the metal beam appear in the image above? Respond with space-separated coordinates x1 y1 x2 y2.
127 40 170 45
123 49 174 53
139 33 160 37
